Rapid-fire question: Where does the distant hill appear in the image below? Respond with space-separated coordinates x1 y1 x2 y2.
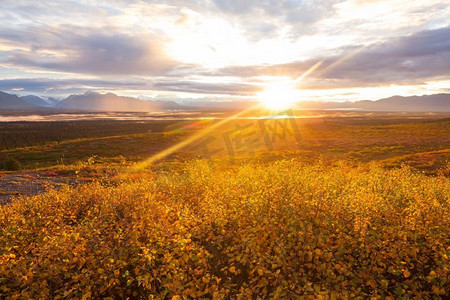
353 94 450 111
2 90 450 112
297 93 450 112
0 91 38 110
21 95 54 107
56 91 185 112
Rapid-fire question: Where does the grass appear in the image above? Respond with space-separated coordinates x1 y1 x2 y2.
1 114 449 172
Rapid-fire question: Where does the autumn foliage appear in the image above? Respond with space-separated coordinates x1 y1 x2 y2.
1 160 449 298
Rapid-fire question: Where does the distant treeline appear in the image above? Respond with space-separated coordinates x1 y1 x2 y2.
0 120 171 150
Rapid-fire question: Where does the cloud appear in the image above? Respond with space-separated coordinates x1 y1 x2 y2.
0 27 177 75
0 78 148 95
206 26 450 89
3 26 448 96
153 80 261 96
209 0 340 39
1 0 450 100
0 77 262 98
309 26 450 87
212 0 336 22
0 0 114 30
0 0 180 76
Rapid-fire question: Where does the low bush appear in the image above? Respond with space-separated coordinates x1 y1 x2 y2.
0 160 448 298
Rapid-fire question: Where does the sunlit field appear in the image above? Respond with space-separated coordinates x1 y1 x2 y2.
0 110 449 298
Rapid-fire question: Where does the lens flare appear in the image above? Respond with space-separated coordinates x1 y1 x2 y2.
258 61 323 110
132 61 328 167
133 106 260 169
258 81 299 110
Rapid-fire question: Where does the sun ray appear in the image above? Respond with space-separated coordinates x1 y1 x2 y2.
293 61 323 85
134 60 328 168
133 105 261 169
314 46 366 78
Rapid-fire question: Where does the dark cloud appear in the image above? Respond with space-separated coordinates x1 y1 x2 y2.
3 26 448 96
0 77 261 98
207 26 450 89
153 80 261 95
309 26 450 87
0 25 176 75
0 78 148 96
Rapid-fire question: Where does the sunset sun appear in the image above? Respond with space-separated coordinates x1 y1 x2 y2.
258 81 300 110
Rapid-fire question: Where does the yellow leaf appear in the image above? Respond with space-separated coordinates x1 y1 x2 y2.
432 285 444 295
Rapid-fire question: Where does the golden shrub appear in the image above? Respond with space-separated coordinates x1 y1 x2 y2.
0 160 449 298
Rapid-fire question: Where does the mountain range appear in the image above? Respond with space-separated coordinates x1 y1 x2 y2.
1 90 450 112
20 95 57 108
54 91 184 111
0 91 38 110
296 93 450 111
0 91 185 111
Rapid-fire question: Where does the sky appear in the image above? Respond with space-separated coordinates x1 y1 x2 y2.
0 0 450 105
